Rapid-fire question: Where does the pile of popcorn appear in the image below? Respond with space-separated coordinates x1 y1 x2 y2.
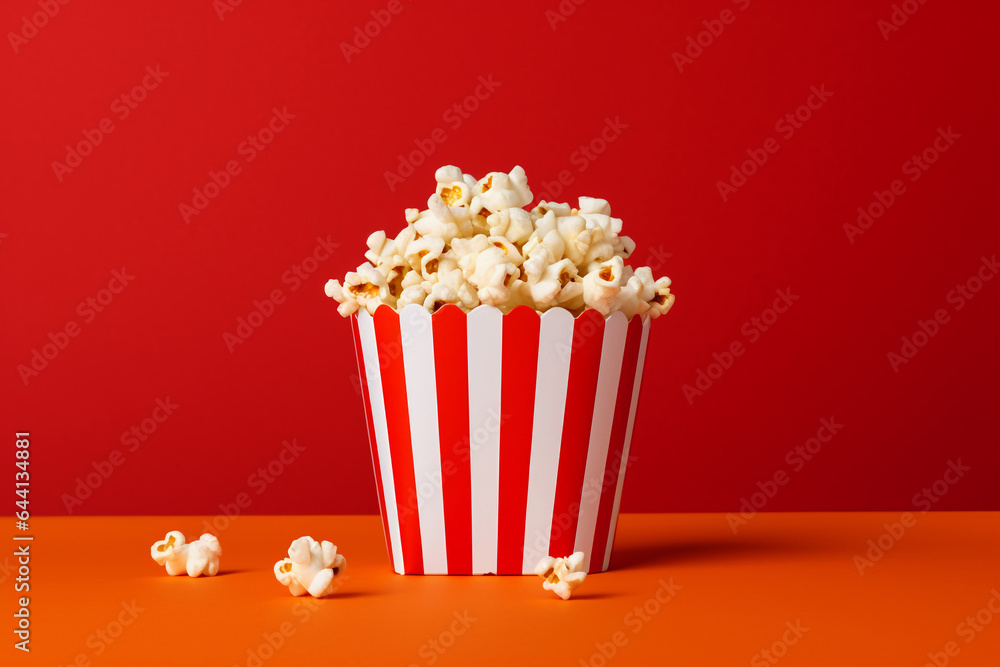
325 166 675 319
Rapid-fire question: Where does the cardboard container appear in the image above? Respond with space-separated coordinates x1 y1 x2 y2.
350 304 651 574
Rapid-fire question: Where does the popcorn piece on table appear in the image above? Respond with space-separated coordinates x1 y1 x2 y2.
274 536 346 598
534 551 587 600
151 531 221 577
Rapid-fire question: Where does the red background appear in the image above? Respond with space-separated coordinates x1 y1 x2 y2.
3 0 997 516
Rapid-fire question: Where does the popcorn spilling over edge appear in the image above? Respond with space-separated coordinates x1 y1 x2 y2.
535 551 587 600
274 536 347 598
150 531 222 577
325 166 675 318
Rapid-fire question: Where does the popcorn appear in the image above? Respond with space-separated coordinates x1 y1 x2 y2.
325 166 676 318
397 283 430 309
555 216 591 266
438 268 480 310
424 280 462 312
151 531 221 577
463 246 518 294
488 208 533 246
324 279 358 317
487 236 524 266
405 236 446 280
274 536 346 598
618 266 654 320
578 196 610 215
530 258 579 307
413 195 461 242
583 256 624 316
434 165 476 207
647 276 675 318
473 166 532 213
534 552 587 600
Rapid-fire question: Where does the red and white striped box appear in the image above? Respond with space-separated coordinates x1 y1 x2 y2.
350 303 651 575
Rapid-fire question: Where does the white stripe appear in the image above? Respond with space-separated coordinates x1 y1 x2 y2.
521 308 575 573
574 313 628 572
357 310 405 574
399 305 448 574
353 319 392 566
603 317 651 571
467 306 503 574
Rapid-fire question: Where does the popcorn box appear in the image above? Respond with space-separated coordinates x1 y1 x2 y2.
350 303 651 575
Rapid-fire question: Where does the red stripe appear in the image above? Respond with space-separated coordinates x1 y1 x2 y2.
589 315 644 571
431 305 472 574
549 309 607 557
373 306 424 574
352 315 394 571
496 306 541 574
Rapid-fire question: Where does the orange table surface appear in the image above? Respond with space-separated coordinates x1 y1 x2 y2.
9 512 999 667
